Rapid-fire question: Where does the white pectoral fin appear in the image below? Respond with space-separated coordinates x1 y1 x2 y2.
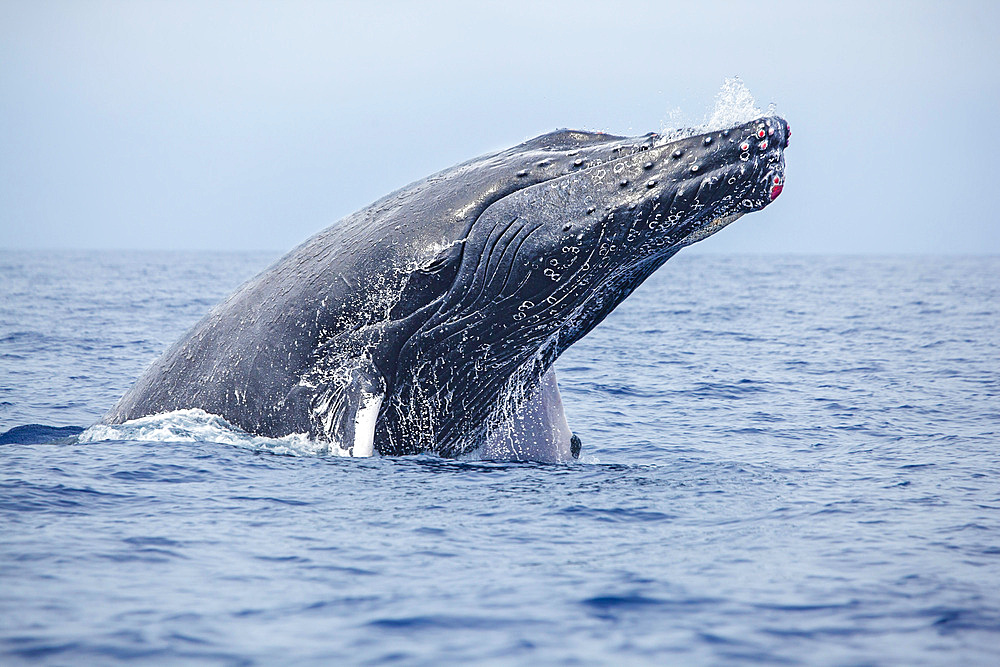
300 358 385 457
481 368 576 462
352 390 383 458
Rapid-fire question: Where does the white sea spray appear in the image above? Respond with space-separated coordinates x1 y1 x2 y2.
78 409 350 457
656 77 777 145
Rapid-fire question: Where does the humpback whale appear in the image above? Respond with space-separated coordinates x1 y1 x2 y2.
104 116 790 461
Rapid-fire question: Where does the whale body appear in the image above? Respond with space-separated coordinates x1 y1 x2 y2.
105 117 790 461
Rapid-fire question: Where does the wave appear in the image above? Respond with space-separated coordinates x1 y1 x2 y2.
0 424 85 445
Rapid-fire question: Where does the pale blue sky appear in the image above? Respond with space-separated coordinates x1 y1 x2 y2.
1 0 997 253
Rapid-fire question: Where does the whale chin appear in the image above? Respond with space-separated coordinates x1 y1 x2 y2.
677 212 746 247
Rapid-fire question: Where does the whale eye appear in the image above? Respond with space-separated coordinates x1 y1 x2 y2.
757 128 766 139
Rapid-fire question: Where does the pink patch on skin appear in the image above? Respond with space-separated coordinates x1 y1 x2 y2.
769 184 784 200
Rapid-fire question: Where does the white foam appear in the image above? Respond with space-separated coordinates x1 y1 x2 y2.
78 409 352 457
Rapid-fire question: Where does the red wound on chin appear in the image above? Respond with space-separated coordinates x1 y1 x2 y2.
769 184 784 200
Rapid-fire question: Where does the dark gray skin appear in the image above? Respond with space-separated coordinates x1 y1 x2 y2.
105 116 789 460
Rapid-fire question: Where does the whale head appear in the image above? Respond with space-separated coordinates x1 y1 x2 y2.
379 116 790 455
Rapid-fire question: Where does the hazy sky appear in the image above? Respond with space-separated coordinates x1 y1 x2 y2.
1 0 998 253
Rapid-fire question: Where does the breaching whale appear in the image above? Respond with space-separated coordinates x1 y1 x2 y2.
104 116 790 461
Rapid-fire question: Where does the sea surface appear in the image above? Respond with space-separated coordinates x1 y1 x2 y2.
1 250 998 665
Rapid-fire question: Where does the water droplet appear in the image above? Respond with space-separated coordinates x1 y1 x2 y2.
643 161 654 170
646 179 658 188
690 165 699 173
619 179 629 187
516 169 529 177
704 136 713 145
563 223 572 231
586 206 596 214
672 149 684 159
574 158 584 167
537 159 551 167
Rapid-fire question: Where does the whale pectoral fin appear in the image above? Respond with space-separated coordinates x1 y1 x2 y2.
481 368 577 463
350 389 383 458
288 361 385 457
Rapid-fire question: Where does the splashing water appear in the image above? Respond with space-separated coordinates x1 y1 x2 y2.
658 77 778 143
78 409 346 457
705 77 774 130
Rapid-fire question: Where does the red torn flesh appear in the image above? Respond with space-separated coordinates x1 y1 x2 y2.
769 184 783 200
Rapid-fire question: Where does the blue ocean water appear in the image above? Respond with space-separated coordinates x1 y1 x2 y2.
1 250 998 664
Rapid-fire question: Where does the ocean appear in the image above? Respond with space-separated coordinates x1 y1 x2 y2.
1 250 998 664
